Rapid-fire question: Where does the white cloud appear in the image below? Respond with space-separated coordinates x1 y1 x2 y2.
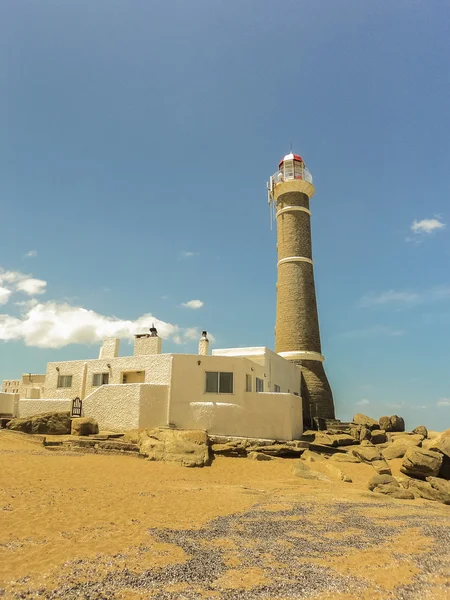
411 218 445 235
179 251 199 259
24 250 38 259
437 399 450 407
0 301 207 349
16 277 47 296
356 399 370 406
0 269 47 299
361 285 450 309
361 290 419 307
181 299 204 309
342 325 404 338
0 265 212 349
0 287 12 306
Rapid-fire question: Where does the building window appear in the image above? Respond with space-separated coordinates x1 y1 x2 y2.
92 373 109 387
57 375 73 389
256 377 264 392
205 372 234 394
274 384 281 393
245 374 252 392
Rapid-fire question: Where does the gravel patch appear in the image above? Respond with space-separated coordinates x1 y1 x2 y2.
7 501 450 599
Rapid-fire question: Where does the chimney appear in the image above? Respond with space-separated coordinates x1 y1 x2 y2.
198 331 209 356
99 338 120 359
134 325 162 356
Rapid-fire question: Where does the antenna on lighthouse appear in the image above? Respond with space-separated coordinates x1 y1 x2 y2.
267 176 275 230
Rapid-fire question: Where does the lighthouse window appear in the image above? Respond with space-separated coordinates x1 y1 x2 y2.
205 372 234 394
274 384 281 393
256 377 264 392
245 374 252 392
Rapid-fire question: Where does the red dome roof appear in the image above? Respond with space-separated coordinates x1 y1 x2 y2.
279 152 303 168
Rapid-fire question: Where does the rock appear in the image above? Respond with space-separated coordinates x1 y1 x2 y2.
247 451 274 461
428 429 450 459
400 447 443 479
352 446 391 475
211 442 247 457
390 415 405 432
359 426 372 441
382 436 423 460
404 479 450 504
139 428 210 467
380 415 405 433
379 416 392 432
71 417 99 436
370 430 387 445
372 484 415 500
349 425 371 442
301 449 325 462
330 453 361 463
352 414 379 430
7 411 71 435
372 460 392 475
324 463 352 483
352 445 383 463
97 441 139 452
249 444 303 457
367 474 399 491
314 433 356 447
413 425 428 438
438 457 450 480
122 429 143 444
292 461 330 481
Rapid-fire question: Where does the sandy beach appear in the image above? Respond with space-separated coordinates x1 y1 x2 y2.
0 430 449 599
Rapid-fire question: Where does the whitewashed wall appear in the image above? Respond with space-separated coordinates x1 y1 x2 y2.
0 393 19 416
18 399 72 417
82 383 169 431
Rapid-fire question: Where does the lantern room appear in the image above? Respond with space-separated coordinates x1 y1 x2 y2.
277 153 312 183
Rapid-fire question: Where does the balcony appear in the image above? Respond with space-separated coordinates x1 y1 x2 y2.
272 164 313 185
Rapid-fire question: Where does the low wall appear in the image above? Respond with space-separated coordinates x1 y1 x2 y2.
18 398 72 418
0 393 19 416
187 392 303 441
83 384 169 431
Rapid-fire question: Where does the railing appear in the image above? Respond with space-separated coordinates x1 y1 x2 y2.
272 166 313 185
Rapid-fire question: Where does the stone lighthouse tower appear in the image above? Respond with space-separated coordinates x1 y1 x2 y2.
268 152 335 421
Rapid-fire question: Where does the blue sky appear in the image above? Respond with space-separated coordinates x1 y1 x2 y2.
1 0 449 430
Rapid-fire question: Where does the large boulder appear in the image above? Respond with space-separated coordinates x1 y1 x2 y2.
390 415 405 432
426 477 450 498
349 425 371 442
379 416 392 431
7 411 71 435
382 436 423 460
413 425 428 438
71 417 99 436
400 447 443 479
352 414 379 430
367 474 414 499
380 415 405 432
139 427 210 467
428 429 450 458
352 445 391 475
402 478 450 504
370 430 387 445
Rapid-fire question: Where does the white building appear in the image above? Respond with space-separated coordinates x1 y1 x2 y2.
0 330 303 440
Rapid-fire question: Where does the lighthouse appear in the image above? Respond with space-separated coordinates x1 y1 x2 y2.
268 153 335 421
